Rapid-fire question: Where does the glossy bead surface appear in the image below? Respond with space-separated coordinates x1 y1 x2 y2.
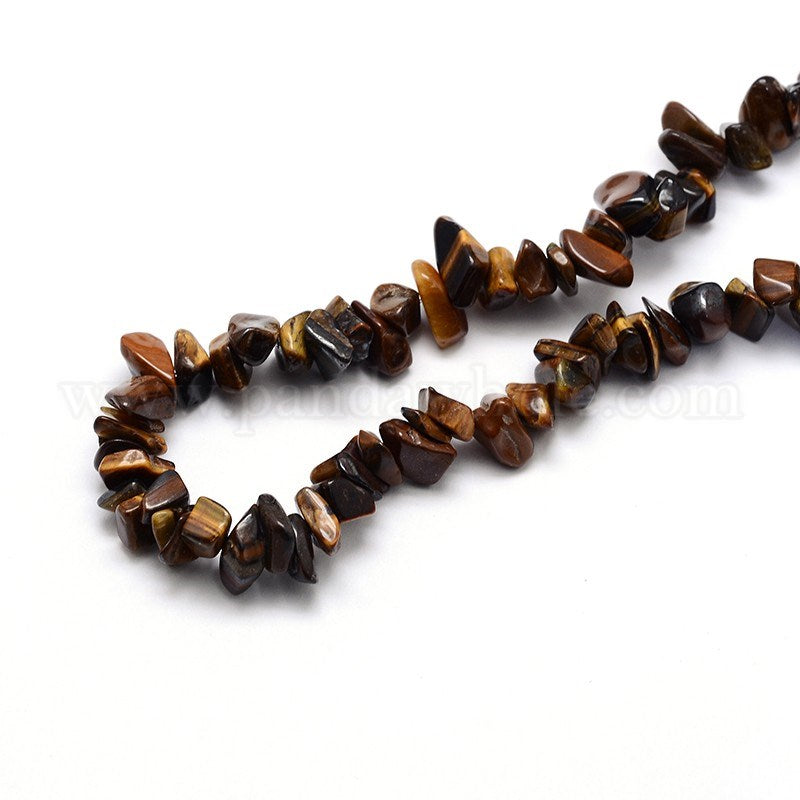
351 301 412 377
411 259 468 349
473 396 533 468
582 210 633 259
725 278 775 342
545 243 578 296
437 225 490 308
642 297 691 366
753 258 800 306
120 332 177 397
658 129 727 180
295 488 341 555
94 438 143 470
627 312 661 381
180 496 232 558
504 383 555 430
304 309 353 380
676 169 716 223
331 451 388 499
433 216 465 268
418 387 475 441
661 101 726 154
209 333 252 392
227 313 279 366
98 448 175 490
115 494 152 551
174 329 213 408
788 82 800 140
369 284 421 336
287 513 316 584
533 341 601 410
401 407 452 444
220 505 266 595
594 171 661 237
152 508 196 567
100 405 165 434
94 415 167 455
569 313 618 374
141 470 189 522
724 122 772 170
316 477 376 522
560 229 633 287
514 239 557 301
648 172 689 241
257 494 295 574
97 481 147 512
669 282 731 343
607 301 648 375
105 375 176 421
739 76 793 151
325 296 373 362
479 247 519 310
276 311 312 372
352 430 403 487
378 419 457 486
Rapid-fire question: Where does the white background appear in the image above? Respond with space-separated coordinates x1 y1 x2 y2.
2 2 800 798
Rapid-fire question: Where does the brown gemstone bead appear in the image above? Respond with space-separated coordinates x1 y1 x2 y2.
97 481 147 512
369 284 421 336
256 494 295 574
325 296 373 362
115 494 152 551
505 383 555 430
94 438 143 470
676 169 716 223
582 210 633 259
209 333 252 392
105 375 176 421
287 513 316 584
669 282 731 343
739 76 793 152
514 239 557 301
479 247 519 310
378 419 457 486
418 387 475 441
569 313 618 375
725 278 775 342
661 101 726 155
594 172 661 237
437 224 490 308
180 497 231 559
533 341 601 410
304 309 353 380
100 405 165 434
325 451 388 499
724 122 772 170
351 430 403 487
648 172 689 241
433 216 463 267
658 129 727 180
545 243 578 296
219 505 266 595
607 301 648 375
227 313 279 366
94 415 167 455
98 448 175 490
642 297 691 366
401 407 452 443
174 329 213 408
350 301 412 377
411 259 468 349
315 477 376 522
152 508 196 567
560 230 633 287
787 82 800 140
627 312 661 381
753 258 800 306
276 311 313 372
295 488 341 555
120 332 177 397
141 470 189 522
472 396 533 468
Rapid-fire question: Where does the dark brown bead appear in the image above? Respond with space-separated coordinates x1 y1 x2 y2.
209 333 252 392
669 282 731 343
582 210 633 259
418 387 475 441
787 82 800 140
257 494 295 574
514 239 557 301
473 396 533 468
94 415 167 455
739 76 793 152
661 101 726 155
350 301 412 377
753 258 800 306
725 278 775 342
437 225 490 308
115 494 152 551
94 438 142 471
287 513 316 584
152 508 196 567
141 470 189 522
504 383 555 430
97 481 147 512
219 505 266 595
569 313 618 375
433 216 465 268
105 375 176 421
607 301 648 374
533 341 601 409
411 259 468 349
98 448 175 490
594 172 661 237
658 129 727 180
174 329 213 408
325 296 373 363
545 243 578 296
295 488 340 555
100 405 165 434
401 407 452 444
648 172 689 241
369 284 421 336
304 309 353 380
479 247 519 310
642 297 691 366
724 122 772 170
315 477 376 522
560 230 633 287
120 332 177 397
276 311 312 371
180 496 231 558
352 430 403 487
378 419 457 486
227 313 279 366
676 169 716 223
330 451 388 499
627 312 661 381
